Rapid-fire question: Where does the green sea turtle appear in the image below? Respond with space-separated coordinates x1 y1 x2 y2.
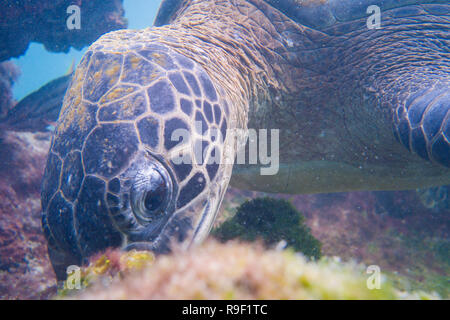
41 0 450 280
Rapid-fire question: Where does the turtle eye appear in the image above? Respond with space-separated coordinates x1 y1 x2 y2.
131 165 172 223
143 177 166 212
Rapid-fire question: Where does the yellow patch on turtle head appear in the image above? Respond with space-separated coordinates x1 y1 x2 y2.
105 92 145 119
148 70 161 82
151 52 167 68
59 69 84 116
129 55 141 69
105 64 121 86
56 95 93 136
99 86 136 105
84 70 104 99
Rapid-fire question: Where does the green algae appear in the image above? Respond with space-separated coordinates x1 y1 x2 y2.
212 197 322 259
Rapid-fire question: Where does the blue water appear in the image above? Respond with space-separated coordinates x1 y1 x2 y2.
12 0 162 101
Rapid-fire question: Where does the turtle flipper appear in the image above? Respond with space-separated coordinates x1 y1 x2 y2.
394 86 449 167
2 73 72 132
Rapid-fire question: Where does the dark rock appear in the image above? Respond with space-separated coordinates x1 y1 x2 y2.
0 0 127 61
0 62 20 119
3 73 72 132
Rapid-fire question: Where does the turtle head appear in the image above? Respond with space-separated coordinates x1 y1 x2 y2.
41 34 235 279
99 39 235 254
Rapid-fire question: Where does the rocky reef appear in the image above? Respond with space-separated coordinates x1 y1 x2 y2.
64 241 438 300
55 196 445 300
0 130 55 299
0 0 127 61
221 188 449 297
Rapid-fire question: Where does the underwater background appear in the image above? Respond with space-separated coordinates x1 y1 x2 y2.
0 0 448 299
12 0 160 101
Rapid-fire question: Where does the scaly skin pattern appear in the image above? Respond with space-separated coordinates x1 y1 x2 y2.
154 0 450 192
220 0 450 193
42 0 450 279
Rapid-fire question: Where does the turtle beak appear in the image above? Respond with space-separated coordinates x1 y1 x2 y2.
188 185 224 247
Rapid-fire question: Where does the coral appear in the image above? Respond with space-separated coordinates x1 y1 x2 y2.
212 197 321 259
68 241 439 300
0 0 127 61
0 61 20 119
